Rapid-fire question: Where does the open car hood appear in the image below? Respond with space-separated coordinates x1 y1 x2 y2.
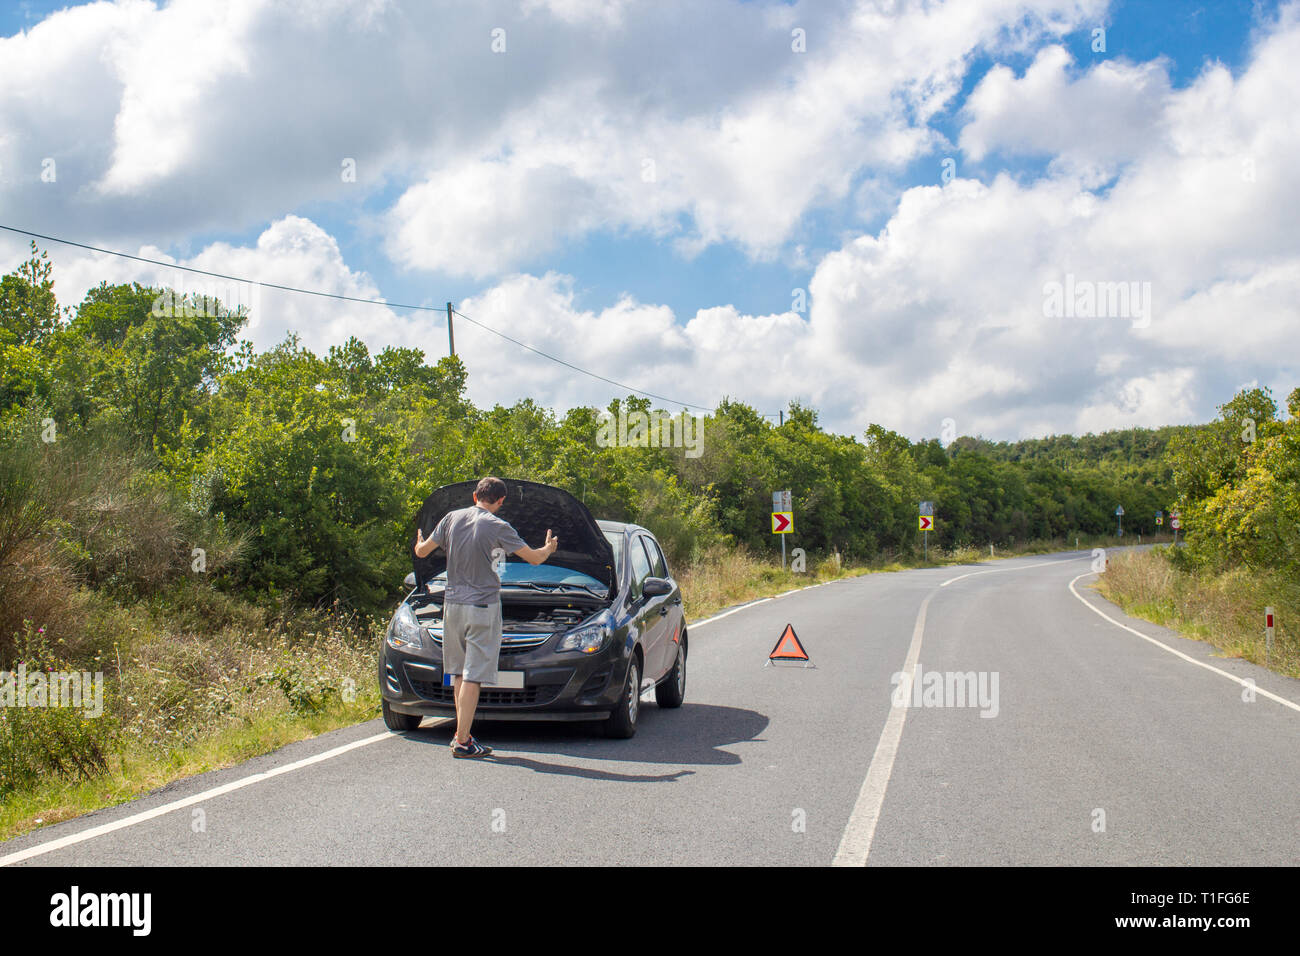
412 479 616 593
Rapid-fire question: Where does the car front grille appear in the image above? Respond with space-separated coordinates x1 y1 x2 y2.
427 632 553 652
499 642 540 656
409 680 561 707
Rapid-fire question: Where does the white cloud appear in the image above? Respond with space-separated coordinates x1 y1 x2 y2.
0 0 1106 274
1075 368 1199 434
959 44 1172 180
386 0 1107 275
5 0 1299 443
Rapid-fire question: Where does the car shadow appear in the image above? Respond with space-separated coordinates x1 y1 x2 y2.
393 702 769 782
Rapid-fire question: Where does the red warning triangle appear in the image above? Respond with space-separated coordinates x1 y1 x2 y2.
768 624 809 662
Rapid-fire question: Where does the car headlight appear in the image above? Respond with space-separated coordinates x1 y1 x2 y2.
556 619 610 654
386 604 424 650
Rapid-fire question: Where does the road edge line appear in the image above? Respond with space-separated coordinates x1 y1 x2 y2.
1067 572 1300 714
0 730 394 867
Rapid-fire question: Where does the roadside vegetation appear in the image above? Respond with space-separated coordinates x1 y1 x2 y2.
0 244 1220 840
1099 549 1298 678
1098 386 1300 679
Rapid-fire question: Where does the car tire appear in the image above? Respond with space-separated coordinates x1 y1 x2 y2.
382 700 421 732
603 656 640 739
655 635 686 709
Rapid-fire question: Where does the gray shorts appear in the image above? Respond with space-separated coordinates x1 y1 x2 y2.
442 601 503 685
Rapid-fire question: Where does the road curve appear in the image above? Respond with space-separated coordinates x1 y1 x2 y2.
3 549 1298 867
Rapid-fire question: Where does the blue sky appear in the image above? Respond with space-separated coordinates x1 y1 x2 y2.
2 0 1297 439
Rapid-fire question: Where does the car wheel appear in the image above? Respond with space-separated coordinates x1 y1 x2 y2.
603 656 640 739
382 700 421 732
655 635 686 709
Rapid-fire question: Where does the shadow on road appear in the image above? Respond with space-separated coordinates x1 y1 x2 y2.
390 702 769 782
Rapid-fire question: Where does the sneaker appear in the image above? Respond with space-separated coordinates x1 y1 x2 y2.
451 736 493 758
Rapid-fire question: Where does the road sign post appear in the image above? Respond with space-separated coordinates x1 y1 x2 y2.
772 491 793 571
1115 504 1124 537
1266 606 1275 663
919 502 934 561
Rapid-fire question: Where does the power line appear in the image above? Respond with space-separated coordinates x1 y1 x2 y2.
450 308 709 411
0 223 713 412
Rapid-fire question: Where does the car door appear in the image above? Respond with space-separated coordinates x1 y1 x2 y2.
644 535 683 677
633 534 673 680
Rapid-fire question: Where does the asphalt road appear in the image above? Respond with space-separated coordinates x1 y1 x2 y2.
4 549 1299 866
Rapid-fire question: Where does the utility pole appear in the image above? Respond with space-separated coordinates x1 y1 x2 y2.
446 302 455 357
779 409 784 426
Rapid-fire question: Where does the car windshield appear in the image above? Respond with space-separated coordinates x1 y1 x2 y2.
430 563 606 590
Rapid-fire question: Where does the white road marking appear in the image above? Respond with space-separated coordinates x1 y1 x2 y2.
689 569 863 630
833 590 936 867
941 554 1087 587
1068 572 1300 714
0 730 395 867
689 597 774 629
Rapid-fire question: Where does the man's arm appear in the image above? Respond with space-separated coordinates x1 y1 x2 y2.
514 529 558 566
414 527 439 558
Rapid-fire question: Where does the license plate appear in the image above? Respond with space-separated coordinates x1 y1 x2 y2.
442 671 525 690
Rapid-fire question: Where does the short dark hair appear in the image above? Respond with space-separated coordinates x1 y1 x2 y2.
474 476 507 504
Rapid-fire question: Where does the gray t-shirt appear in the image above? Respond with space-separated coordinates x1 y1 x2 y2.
431 505 527 605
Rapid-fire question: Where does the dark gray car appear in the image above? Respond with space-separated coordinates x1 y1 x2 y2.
378 479 687 738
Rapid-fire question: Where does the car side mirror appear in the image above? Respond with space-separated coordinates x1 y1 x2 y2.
404 572 416 588
642 577 673 598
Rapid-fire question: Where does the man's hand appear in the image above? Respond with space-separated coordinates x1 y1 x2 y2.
515 530 558 566
414 528 439 558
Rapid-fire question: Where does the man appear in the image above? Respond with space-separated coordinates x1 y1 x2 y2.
414 476 557 758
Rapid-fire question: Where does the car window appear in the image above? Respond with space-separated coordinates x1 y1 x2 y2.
629 534 652 599
602 530 624 575
645 537 668 578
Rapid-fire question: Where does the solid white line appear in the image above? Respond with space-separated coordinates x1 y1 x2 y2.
832 591 935 867
0 730 394 867
946 556 1086 587
689 570 865 630
941 554 1088 587
1068 572 1300 714
688 597 774 629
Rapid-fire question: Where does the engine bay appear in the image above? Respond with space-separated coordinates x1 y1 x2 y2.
410 588 606 634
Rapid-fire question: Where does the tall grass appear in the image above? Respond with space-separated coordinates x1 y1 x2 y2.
675 545 863 621
1098 547 1299 678
1 597 384 840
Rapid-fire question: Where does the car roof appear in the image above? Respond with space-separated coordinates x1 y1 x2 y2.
596 519 651 536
